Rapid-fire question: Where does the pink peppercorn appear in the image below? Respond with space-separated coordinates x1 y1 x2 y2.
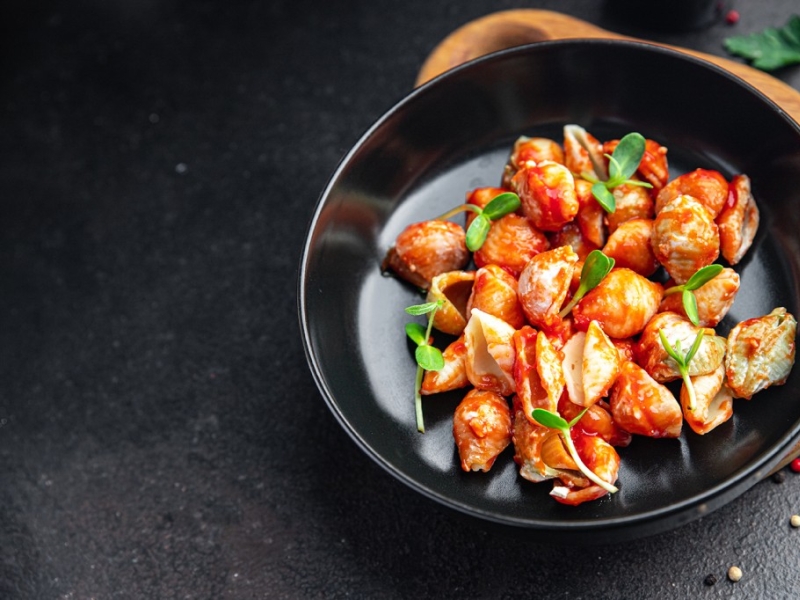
790 458 800 473
725 10 740 25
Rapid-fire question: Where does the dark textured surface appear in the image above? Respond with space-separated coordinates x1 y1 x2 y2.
1 1 800 598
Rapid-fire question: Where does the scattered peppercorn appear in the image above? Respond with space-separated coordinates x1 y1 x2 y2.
725 10 740 25
728 566 743 582
790 458 800 473
772 470 786 483
704 574 718 586
791 515 800 528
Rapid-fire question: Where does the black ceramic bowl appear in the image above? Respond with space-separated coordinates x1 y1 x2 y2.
299 40 800 542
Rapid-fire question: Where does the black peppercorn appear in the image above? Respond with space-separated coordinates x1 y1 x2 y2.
704 574 718 586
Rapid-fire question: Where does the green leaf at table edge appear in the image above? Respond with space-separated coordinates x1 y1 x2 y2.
724 15 800 71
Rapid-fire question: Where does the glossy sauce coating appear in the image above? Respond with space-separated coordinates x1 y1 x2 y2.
610 361 683 438
453 389 512 472
572 268 663 339
383 220 469 289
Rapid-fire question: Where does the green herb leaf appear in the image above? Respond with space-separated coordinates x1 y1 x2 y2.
658 328 704 411
683 264 724 291
663 264 723 326
405 299 444 433
724 15 800 71
606 154 622 185
591 182 616 213
434 192 520 252
405 301 441 316
584 132 648 213
659 330 684 366
580 250 615 293
405 322 427 346
559 250 615 318
684 329 706 364
531 408 569 430
482 192 521 220
567 406 590 429
465 214 491 252
683 288 700 326
610 132 647 183
415 345 444 371
531 407 618 494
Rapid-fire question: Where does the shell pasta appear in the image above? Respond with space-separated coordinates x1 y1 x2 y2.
384 126 796 506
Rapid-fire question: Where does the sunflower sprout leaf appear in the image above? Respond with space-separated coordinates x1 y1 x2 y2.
405 322 427 345
591 182 616 213
465 214 491 252
612 132 647 182
482 192 521 220
415 345 444 371
684 264 723 291
531 408 569 431
405 301 441 316
683 288 700 326
685 329 706 364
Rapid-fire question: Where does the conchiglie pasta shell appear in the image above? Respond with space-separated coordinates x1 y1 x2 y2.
680 363 733 435
540 431 578 471
427 270 475 335
725 307 797 399
453 389 512 472
467 264 525 330
637 312 724 383
517 244 578 330
464 308 516 396
421 335 469 396
610 361 682 438
512 326 551 424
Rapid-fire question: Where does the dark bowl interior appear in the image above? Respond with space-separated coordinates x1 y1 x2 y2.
299 40 800 542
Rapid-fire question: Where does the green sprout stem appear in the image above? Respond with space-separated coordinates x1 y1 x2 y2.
680 366 697 414
436 203 482 221
433 192 521 252
531 408 619 494
581 132 653 213
413 363 425 433
659 329 705 412
663 264 723 326
559 250 615 318
405 300 445 433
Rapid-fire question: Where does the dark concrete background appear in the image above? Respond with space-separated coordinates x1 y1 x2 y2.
1 1 799 597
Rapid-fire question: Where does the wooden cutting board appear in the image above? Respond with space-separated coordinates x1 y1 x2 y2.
416 9 800 124
417 10 800 474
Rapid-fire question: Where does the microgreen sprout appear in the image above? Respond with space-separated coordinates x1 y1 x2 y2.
659 329 705 412
581 132 653 213
663 264 724 326
404 300 445 433
531 407 619 494
436 192 521 252
559 250 615 318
